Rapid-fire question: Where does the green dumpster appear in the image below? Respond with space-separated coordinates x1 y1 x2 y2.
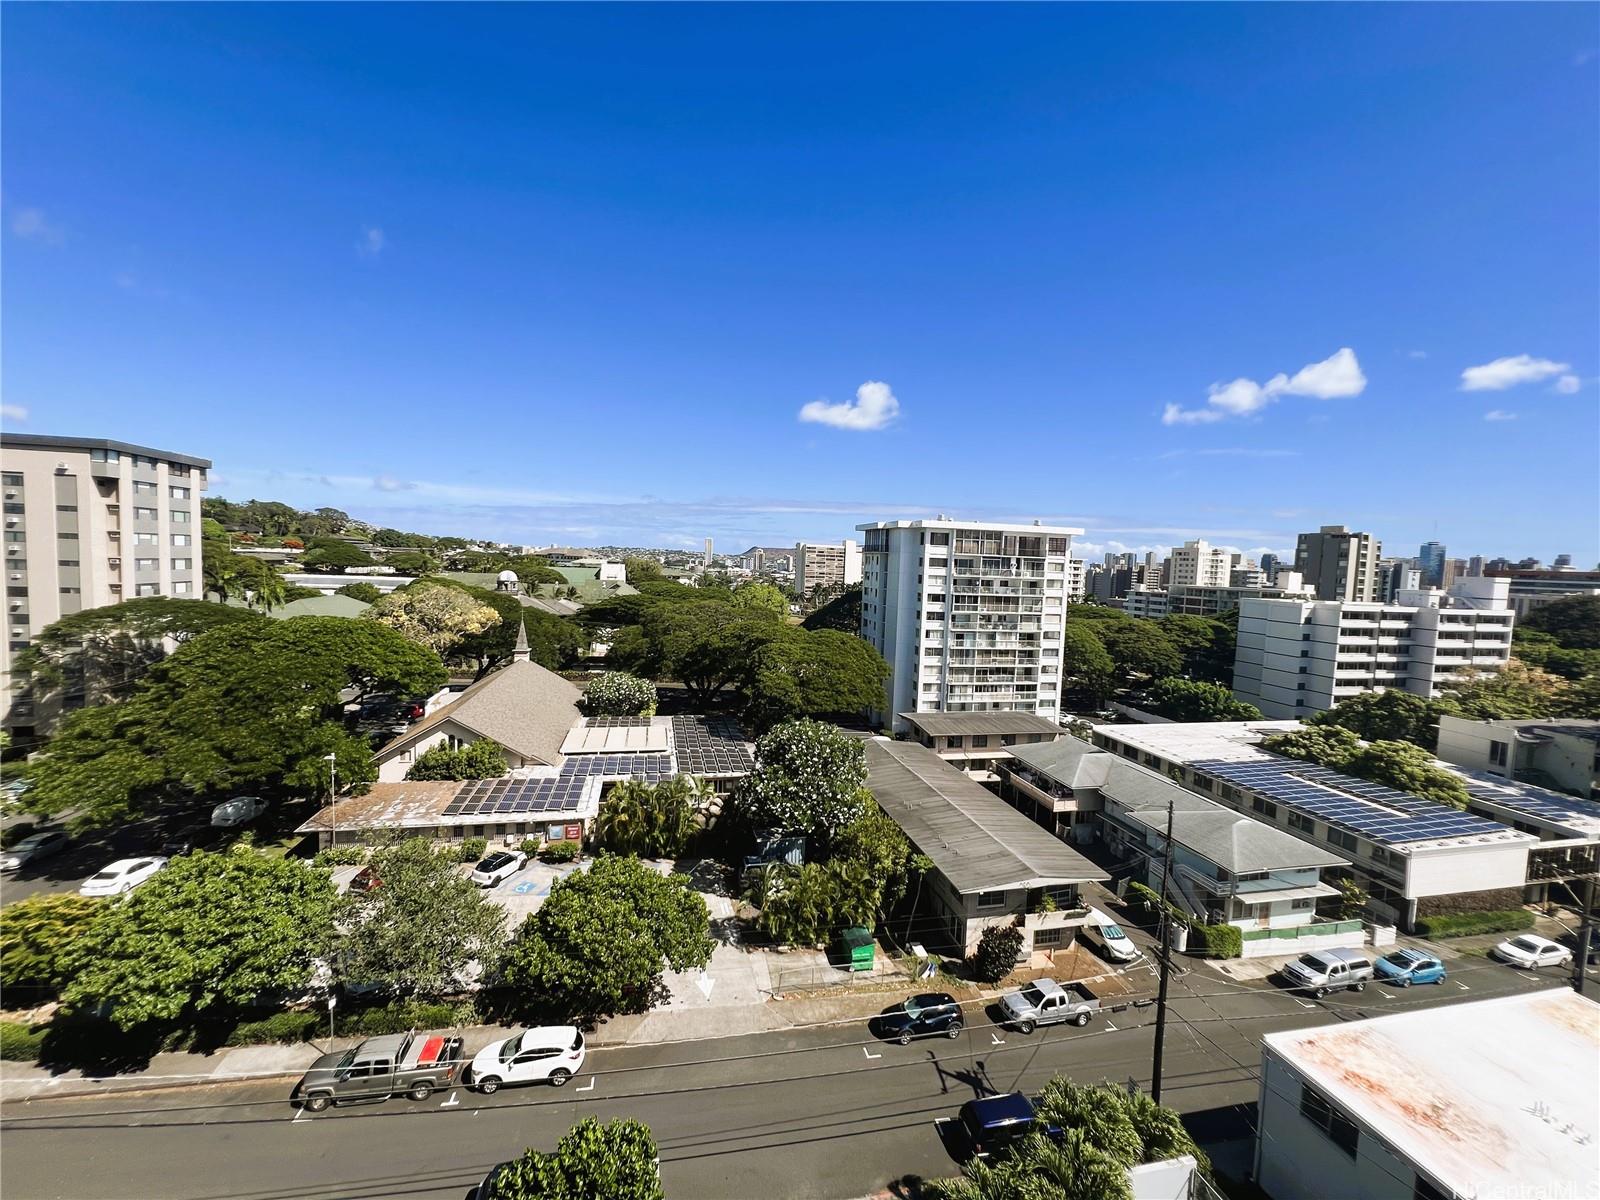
841 926 875 972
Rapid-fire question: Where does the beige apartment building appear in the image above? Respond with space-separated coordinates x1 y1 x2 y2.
2 433 210 738
793 539 862 595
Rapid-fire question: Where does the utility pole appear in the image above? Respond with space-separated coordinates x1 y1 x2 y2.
1573 874 1594 998
325 752 338 849
1150 789 1177 1105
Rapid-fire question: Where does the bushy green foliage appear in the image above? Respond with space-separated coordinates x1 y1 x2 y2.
1444 659 1572 721
0 894 105 991
60 849 337 1029
538 840 582 863
1068 613 1182 688
1196 923 1242 959
501 855 712 1021
969 923 1024 983
457 837 489 863
224 1011 322 1045
1521 593 1600 650
592 777 702 858
0 1021 47 1062
406 739 508 781
313 844 366 868
520 838 543 857
364 582 500 655
1060 623 1116 704
801 585 861 633
580 672 658 718
742 629 889 730
21 618 445 828
734 719 868 846
1144 678 1262 722
1308 689 1461 750
1412 909 1535 938
732 581 789 617
336 839 507 997
1158 614 1238 685
345 999 473 1036
488 1117 664 1200
1265 727 1471 809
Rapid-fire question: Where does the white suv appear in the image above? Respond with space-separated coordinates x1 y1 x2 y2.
466 1027 585 1093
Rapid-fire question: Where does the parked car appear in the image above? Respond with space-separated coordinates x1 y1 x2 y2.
957 1092 1062 1160
1374 949 1446 987
80 856 169 896
998 978 1100 1032
1278 947 1372 997
465 1026 586 1093
469 850 527 888
1 829 69 871
291 1030 465 1112
352 697 425 728
1492 934 1573 970
210 796 269 828
348 866 382 894
1082 909 1140 963
871 993 964 1045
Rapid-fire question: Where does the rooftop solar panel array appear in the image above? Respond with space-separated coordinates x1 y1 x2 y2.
1192 758 1509 846
1462 780 1600 826
671 715 756 777
442 775 589 818
564 753 675 782
583 717 655 730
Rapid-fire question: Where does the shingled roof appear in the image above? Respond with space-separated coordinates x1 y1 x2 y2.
377 659 582 768
865 739 1108 893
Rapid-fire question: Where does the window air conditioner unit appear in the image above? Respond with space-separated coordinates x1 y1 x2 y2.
8 573 21 581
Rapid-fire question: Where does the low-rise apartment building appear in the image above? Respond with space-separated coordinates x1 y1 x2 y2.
899 710 1061 780
1436 716 1599 800
1232 576 1515 718
2 433 210 737
1087 722 1535 930
1122 572 1315 622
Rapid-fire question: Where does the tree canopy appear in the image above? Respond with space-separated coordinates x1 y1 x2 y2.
61 849 336 1028
486 1118 663 1200
1059 622 1117 705
0 894 104 992
405 738 508 781
580 672 658 718
415 578 585 676
501 855 712 1021
1067 612 1182 689
623 556 665 584
20 618 446 827
801 585 862 633
1307 688 1460 750
1143 678 1262 722
364 581 501 655
1443 659 1573 721
1158 613 1238 684
733 719 870 846
743 628 889 730
592 776 704 858
750 803 914 946
732 581 790 617
301 541 376 571
1521 593 1600 650
1265 726 1471 809
337 582 383 604
336 838 507 996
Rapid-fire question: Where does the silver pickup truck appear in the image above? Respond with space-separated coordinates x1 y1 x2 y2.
291 1029 464 1112
998 978 1101 1033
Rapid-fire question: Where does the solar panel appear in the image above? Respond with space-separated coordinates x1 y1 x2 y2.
584 716 654 729
670 714 755 777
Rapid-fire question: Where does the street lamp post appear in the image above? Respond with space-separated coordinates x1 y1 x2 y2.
325 752 338 849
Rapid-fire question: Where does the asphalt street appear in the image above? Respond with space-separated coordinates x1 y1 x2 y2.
1 951 1576 1200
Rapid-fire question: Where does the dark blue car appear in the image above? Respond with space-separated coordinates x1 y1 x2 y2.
1374 948 1446 987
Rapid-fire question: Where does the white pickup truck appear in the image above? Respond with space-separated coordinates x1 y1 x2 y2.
998 978 1101 1032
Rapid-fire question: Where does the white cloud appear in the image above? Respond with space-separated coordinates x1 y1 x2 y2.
357 226 387 258
10 207 64 245
1459 354 1570 391
1 404 29 423
1483 410 1518 422
372 474 414 491
1161 348 1366 426
798 380 900 431
1554 374 1581 395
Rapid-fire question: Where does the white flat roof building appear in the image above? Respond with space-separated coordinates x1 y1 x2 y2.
1256 989 1600 1200
1090 721 1535 929
858 517 1081 732
1233 577 1516 719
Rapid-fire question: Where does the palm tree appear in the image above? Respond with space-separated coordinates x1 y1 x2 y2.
594 781 652 856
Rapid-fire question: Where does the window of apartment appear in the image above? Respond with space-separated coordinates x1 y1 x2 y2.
1194 774 1214 793
1299 1083 1359 1157
1292 898 1314 910
1251 797 1278 819
90 449 120 463
134 507 159 521
1327 828 1358 853
134 532 157 545
929 532 950 546
172 534 191 547
135 558 158 570
928 558 948 569
1046 537 1068 554
135 583 158 597
57 559 80 568
171 510 190 523
172 558 192 571
57 532 78 540
59 586 80 595
133 480 156 494
169 463 191 477
169 485 190 500
173 580 192 594
1033 927 1065 948
1288 812 1315 835
971 735 989 748
133 455 156 468
1489 740 1508 767
2 472 22 485
55 503 77 513
975 891 1007 911
947 736 964 749
2 504 23 515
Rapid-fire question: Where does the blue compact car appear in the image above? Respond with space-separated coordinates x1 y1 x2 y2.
1374 948 1447 987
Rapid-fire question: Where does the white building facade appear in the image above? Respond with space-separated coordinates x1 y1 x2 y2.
858 518 1081 732
1167 538 1232 587
1233 576 1516 719
793 539 862 595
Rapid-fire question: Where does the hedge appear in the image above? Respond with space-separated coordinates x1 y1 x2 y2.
313 845 365 867
0 1021 45 1061
224 1012 322 1046
456 837 488 864
1196 923 1242 960
1412 909 1535 939
345 999 474 1036
539 840 581 863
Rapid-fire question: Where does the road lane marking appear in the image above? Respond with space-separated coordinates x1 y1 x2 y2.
1104 1021 1118 1031
440 1091 460 1107
291 1106 313 1124
576 1076 596 1092
990 1033 1006 1045
863 1047 881 1060
1293 999 1316 1009
1370 988 1390 999
1457 982 1470 991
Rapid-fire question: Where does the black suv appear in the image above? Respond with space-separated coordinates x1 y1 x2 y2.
958 1092 1062 1160
872 992 964 1045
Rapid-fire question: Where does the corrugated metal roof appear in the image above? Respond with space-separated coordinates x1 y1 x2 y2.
900 711 1064 737
865 739 1109 893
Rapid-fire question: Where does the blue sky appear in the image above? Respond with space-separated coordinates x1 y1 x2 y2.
3 5 1596 563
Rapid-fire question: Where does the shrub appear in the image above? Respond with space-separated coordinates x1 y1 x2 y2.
1196 923 1242 959
539 839 581 863
407 740 507 782
520 838 542 857
1413 909 1535 939
313 844 366 868
969 923 1025 984
0 1020 45 1062
224 1011 322 1046
456 837 488 864
336 582 383 604
346 999 474 1036
580 671 658 718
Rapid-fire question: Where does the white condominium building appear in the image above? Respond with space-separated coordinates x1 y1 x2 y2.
1233 576 1515 718
858 517 1081 732
1167 538 1233 587
2 433 210 735
793 539 862 595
